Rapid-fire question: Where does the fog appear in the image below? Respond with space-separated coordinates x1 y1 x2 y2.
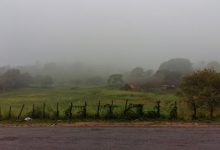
0 0 220 69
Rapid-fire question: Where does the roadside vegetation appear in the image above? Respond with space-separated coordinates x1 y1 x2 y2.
0 86 180 120
0 58 220 122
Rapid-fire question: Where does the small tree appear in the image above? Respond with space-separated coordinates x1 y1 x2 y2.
180 69 220 119
107 74 123 85
0 69 33 91
130 67 145 79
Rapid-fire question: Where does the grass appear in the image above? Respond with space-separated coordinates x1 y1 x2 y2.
0 87 210 119
0 86 220 121
0 86 184 120
0 86 180 103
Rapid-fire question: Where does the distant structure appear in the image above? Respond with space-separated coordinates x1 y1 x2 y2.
121 83 141 91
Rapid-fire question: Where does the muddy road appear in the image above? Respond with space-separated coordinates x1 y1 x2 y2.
0 127 219 150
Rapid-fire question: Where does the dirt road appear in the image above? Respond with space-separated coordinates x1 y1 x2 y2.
0 127 219 150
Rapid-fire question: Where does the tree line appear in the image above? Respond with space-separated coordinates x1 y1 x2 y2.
0 69 53 91
180 69 220 119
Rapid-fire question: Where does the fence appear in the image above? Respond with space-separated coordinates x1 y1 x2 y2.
0 100 178 121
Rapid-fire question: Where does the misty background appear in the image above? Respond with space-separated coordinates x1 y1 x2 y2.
1 0 220 67
0 0 220 83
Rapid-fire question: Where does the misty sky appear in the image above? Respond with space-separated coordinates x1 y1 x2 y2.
0 0 220 69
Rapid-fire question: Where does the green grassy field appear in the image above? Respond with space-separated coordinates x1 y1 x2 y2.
0 86 183 119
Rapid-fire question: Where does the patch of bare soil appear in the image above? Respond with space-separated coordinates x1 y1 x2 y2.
1 121 220 128
59 121 220 128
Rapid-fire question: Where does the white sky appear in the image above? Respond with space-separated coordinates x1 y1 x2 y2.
0 0 220 69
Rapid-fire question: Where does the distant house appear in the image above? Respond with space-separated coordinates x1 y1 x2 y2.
121 83 141 91
161 84 176 90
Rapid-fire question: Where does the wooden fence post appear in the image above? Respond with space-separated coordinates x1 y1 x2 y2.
0 106 2 120
69 102 73 119
56 102 59 119
139 105 144 116
17 104 24 120
32 104 35 118
83 101 87 118
43 103 46 119
96 101 101 118
169 101 178 120
109 100 114 118
124 99 128 116
8 106 11 119
156 101 160 117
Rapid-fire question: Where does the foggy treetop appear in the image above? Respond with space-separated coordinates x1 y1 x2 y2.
0 0 220 69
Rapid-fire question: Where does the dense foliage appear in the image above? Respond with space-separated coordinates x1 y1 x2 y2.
180 69 220 118
0 69 33 91
158 58 193 74
0 69 54 91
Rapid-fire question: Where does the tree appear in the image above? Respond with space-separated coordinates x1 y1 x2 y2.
155 70 182 85
0 69 21 90
127 67 145 83
127 68 154 83
156 58 193 86
158 58 193 74
108 74 123 85
180 69 220 118
130 67 145 78
0 69 33 91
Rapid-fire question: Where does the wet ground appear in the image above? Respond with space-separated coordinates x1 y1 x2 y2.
0 127 219 150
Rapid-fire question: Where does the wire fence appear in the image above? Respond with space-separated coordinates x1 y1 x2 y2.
0 100 180 121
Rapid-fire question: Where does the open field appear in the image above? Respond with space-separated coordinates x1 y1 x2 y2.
0 86 182 119
0 86 219 120
0 86 179 105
